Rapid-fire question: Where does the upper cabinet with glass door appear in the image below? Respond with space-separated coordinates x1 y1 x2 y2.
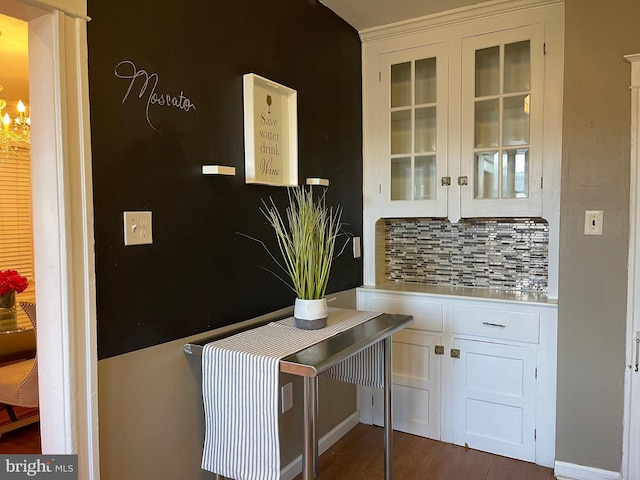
361 1 563 287
377 43 448 218
459 25 544 218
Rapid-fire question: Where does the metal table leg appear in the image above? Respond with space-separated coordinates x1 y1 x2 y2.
313 376 319 478
384 336 393 480
303 376 314 480
305 337 393 480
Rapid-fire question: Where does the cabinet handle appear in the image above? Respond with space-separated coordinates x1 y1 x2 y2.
635 331 639 372
482 321 506 328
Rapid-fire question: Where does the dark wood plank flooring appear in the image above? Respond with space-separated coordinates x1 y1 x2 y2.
0 417 557 480
0 407 41 454
295 424 556 480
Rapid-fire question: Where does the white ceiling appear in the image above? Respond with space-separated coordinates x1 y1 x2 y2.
0 12 28 110
320 0 484 31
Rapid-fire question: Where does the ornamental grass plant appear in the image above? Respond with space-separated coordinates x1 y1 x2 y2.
244 186 346 300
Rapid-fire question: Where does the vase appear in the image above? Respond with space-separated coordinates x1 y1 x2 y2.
0 291 17 332
294 298 328 330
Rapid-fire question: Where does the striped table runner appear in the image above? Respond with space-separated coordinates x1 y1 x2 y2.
201 308 382 480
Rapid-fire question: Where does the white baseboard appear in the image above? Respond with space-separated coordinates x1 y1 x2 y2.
555 461 621 480
280 412 361 480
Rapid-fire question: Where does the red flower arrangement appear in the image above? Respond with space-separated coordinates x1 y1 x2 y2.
0 269 29 297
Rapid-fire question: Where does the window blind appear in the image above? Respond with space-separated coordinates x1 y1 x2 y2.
0 146 35 330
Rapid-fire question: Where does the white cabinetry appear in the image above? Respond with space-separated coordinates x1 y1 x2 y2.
363 1 562 221
378 43 449 218
460 25 545 218
357 287 557 467
451 304 541 462
390 329 442 438
361 293 444 439
361 1 564 289
374 24 547 220
452 339 537 461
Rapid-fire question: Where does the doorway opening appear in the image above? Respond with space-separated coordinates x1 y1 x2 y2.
0 11 39 449
0 3 100 478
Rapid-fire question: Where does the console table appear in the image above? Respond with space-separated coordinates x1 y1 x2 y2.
184 310 412 480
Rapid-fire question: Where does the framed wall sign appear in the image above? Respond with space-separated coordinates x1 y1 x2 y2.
243 73 298 186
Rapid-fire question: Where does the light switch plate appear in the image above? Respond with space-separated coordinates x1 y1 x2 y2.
124 211 153 246
353 236 361 258
584 210 603 236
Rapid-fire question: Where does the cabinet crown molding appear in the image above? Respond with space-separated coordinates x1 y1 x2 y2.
360 0 563 43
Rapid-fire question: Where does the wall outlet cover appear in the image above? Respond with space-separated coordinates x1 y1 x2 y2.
281 382 293 413
124 211 153 246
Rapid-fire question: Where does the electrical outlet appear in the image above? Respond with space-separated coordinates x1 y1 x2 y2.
124 211 153 246
281 382 293 413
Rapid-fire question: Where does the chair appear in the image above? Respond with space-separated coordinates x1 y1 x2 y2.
0 302 39 436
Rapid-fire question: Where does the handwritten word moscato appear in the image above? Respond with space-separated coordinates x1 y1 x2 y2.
114 60 196 132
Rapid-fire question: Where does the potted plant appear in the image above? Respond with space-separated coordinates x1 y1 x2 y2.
246 186 346 329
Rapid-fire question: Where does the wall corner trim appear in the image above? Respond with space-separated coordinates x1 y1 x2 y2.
554 461 621 480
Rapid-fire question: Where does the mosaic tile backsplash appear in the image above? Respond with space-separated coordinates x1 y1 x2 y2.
385 218 549 292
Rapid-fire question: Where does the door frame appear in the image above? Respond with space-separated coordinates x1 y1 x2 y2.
623 53 640 480
1 1 98 479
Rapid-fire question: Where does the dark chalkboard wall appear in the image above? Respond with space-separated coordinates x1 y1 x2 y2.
88 0 363 359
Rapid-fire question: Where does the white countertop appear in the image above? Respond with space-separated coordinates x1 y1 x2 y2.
358 282 558 307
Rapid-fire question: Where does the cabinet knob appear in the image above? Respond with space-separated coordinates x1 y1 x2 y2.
457 176 468 186
451 348 460 359
441 176 451 186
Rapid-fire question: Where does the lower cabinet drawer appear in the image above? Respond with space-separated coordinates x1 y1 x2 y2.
363 294 444 332
452 305 540 343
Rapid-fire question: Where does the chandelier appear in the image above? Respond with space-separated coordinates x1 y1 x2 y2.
0 85 30 161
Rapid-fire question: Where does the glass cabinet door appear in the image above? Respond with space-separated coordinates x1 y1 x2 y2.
380 44 448 217
461 25 543 217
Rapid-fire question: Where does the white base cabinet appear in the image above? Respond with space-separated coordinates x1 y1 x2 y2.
357 287 557 468
453 338 537 462
371 329 442 439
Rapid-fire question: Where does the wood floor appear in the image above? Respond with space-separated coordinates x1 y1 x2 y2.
294 424 556 480
0 407 41 454
0 418 557 480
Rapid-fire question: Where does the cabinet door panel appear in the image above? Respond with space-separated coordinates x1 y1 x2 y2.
377 43 449 218
453 338 536 462
393 330 436 390
460 24 544 218
372 332 441 440
465 399 524 444
392 385 433 437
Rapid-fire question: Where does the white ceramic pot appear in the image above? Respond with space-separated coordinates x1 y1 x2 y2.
294 298 328 330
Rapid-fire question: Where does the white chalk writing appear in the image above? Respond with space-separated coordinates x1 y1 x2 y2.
114 60 196 132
